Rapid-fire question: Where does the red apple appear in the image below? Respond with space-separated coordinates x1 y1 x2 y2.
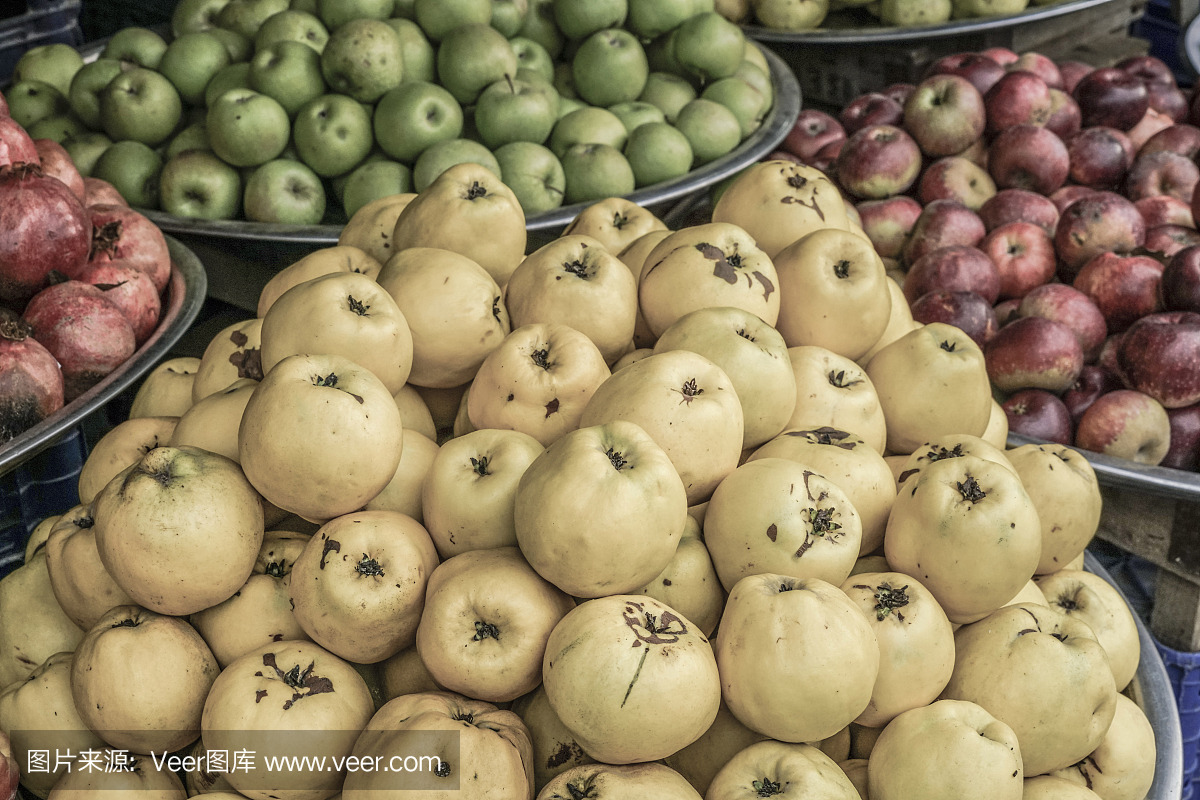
1143 224 1200 258
978 188 1059 234
902 74 987 157
917 156 996 209
1137 123 1200 160
1007 52 1064 90
1097 333 1128 382
987 124 1069 195
1073 67 1150 131
1161 244 1200 313
954 136 989 169
985 315 1084 393
1050 185 1101 213
901 198 987 266
839 93 904 135
1073 251 1164 333
1074 388 1171 465
1002 388 1074 445
1054 191 1146 279
1045 88 1083 140
766 149 804 164
910 289 998 346
995 297 1022 326
1117 311 1200 408
783 109 847 162
835 124 923 200
982 47 1019 66
924 52 1007 96
1124 150 1200 202
984 71 1053 133
882 83 916 107
1066 126 1133 189
1063 364 1125 423
1016 282 1108 362
1127 107 1176 152
903 244 1000 305
810 139 843 175
856 195 924 259
1146 82 1189 122
1162 404 1200 470
1058 61 1095 94
980 221 1056 300
1136 195 1195 229
1115 55 1177 88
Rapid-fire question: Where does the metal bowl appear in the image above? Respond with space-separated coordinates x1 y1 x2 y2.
0 235 207 475
741 0 1121 43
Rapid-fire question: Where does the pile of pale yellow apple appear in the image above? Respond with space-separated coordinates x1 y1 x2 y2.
774 47 1200 473
0 160 1156 800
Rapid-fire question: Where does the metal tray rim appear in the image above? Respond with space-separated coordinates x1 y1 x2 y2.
0 235 208 476
741 0 1129 44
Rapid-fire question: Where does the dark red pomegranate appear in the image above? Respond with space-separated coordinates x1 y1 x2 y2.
87 204 171 293
82 177 128 208
0 116 37 170
33 138 85 202
23 281 136 402
0 309 63 442
75 260 162 345
0 164 92 306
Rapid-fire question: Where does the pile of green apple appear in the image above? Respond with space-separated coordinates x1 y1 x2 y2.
3 0 778 224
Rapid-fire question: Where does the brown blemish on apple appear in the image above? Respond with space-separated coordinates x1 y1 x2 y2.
261 654 335 710
318 537 341 569
255 689 268 703
766 523 778 542
229 347 263 381
544 398 559 418
546 741 585 769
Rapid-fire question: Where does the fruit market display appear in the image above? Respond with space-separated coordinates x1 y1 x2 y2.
0 103 171 444
5 0 777 225
771 47 1200 472
0 159 1159 799
720 0 1075 32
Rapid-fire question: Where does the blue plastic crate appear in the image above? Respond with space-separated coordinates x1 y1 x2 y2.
1158 641 1200 800
0 0 81 83
0 426 86 578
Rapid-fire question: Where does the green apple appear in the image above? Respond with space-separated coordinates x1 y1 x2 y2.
27 115 87 143
291 93 373 177
321 18 404 102
435 23 518 105
608 100 666 133
385 18 436 83
101 27 169 69
242 158 327 224
627 0 697 39
165 122 212 159
885 0 950 24
735 60 772 106
92 140 164 209
548 105 627 157
172 0 234 35
645 29 688 76
255 9 330 52
12 44 84 97
159 32 233 107
210 27 254 62
624 120 693 186
518 0 564 58
206 88 291 167
672 11 745 81
412 138 501 191
516 66 554 92
414 0 492 40
560 142 634 204
374 81 463 162
5 80 70 130
67 58 123 130
756 0 830 25
318 0 393 29
572 29 648 107
63 132 113 176
494 141 564 214
553 61 577 99
557 94 585 119
159 149 242 219
216 0 290 39
341 159 413 217
510 36 554 83
673 97 741 164
638 70 696 122
474 76 558 149
290 0 318 13
700 76 765 137
250 40 327 115
99 67 183 147
492 0 530 36
204 62 253 107
553 0 628 40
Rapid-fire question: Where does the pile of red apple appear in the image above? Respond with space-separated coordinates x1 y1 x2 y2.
773 47 1200 473
0 91 171 445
